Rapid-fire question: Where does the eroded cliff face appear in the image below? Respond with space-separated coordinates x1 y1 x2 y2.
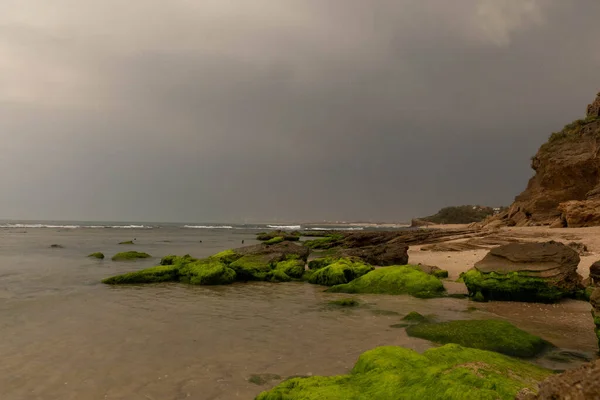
485 93 600 228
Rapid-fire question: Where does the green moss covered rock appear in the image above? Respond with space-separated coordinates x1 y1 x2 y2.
463 242 582 303
406 319 550 358
88 252 105 259
178 258 237 285
111 251 151 261
118 240 134 245
257 230 300 242
462 269 566 303
264 236 285 245
274 259 306 279
307 256 341 270
304 234 344 250
256 344 551 400
326 265 445 298
402 311 426 323
308 258 374 286
102 265 178 284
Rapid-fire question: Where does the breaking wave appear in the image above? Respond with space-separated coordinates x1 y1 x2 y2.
183 225 234 229
267 225 302 230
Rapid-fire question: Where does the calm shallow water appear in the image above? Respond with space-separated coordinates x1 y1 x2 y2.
0 228 597 400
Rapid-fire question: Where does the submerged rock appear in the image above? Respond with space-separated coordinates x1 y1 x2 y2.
118 240 135 245
102 265 178 284
50 244 64 248
326 265 446 298
256 230 300 242
256 344 551 400
405 319 550 358
308 258 374 286
87 252 105 259
328 298 359 307
111 251 151 261
518 359 600 400
103 242 308 285
463 241 583 303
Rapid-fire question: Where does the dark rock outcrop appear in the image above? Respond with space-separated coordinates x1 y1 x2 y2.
517 359 600 400
591 288 600 350
482 92 600 228
462 241 583 302
340 243 409 266
590 261 600 286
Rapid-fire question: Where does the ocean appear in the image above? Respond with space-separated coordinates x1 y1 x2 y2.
0 222 596 399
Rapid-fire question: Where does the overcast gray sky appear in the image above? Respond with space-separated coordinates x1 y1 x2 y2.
1 0 599 223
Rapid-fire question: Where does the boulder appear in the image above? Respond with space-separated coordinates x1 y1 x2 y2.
517 359 600 400
591 288 600 350
558 200 600 227
339 243 409 266
462 241 583 303
590 261 600 286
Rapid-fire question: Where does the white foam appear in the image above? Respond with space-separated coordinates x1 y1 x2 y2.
267 225 302 230
306 227 364 231
183 225 234 229
0 224 80 229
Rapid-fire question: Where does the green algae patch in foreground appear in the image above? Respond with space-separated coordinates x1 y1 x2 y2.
264 236 285 245
308 258 374 286
256 344 551 400
111 251 152 261
274 259 306 279
461 269 566 303
326 265 445 298
87 252 105 259
406 319 550 358
102 265 178 284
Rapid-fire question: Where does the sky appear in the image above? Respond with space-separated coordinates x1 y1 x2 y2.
1 0 599 223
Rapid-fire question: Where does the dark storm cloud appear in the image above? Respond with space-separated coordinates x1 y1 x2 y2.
1 0 599 222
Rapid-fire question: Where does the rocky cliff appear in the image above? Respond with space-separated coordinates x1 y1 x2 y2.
484 92 600 228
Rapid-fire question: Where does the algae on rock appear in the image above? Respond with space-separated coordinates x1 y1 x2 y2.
462 269 566 303
102 265 178 284
308 258 374 286
326 265 445 298
256 344 551 400
111 251 152 261
88 252 105 259
406 319 550 358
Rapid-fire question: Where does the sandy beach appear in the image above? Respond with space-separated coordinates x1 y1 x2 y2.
409 225 600 280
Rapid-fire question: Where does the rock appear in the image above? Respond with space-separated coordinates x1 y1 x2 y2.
326 265 446 298
339 243 409 266
416 263 449 278
519 359 600 400
462 241 583 303
307 257 374 286
567 241 590 256
420 242 484 252
256 230 300 242
118 240 135 245
111 251 152 261
103 242 309 284
257 344 551 400
558 200 600 227
482 92 600 228
587 91 600 117
50 244 64 248
591 288 600 350
405 319 550 358
590 261 600 285
87 252 105 259
410 218 435 227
